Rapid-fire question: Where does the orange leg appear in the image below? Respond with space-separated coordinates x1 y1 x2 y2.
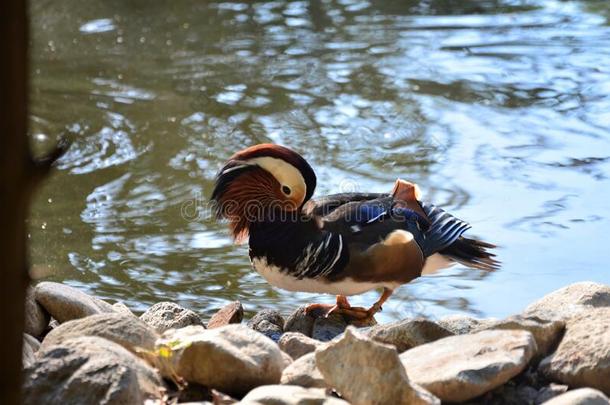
304 294 352 318
304 288 394 322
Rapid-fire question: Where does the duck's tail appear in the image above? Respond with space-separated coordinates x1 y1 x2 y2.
419 201 500 271
441 236 500 271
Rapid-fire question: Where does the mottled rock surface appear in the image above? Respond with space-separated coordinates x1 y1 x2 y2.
312 313 347 342
41 312 158 354
524 282 610 321
25 287 49 337
159 324 286 397
542 388 610 405
35 281 115 323
437 315 496 335
365 318 453 352
279 332 324 360
248 309 284 341
24 336 163 405
207 301 243 329
241 385 348 405
316 327 440 405
479 315 564 358
284 305 316 337
400 329 537 402
140 302 205 333
539 308 610 395
281 352 327 389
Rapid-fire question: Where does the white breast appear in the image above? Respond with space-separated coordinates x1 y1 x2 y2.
251 256 393 296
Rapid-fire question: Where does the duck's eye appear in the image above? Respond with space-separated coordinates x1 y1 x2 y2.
281 185 292 195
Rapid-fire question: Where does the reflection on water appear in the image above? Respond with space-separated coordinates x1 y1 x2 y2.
29 0 610 321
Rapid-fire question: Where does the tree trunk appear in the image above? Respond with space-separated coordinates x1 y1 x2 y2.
1 2 68 403
0 0 30 403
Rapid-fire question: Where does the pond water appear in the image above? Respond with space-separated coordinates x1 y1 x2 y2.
29 0 610 322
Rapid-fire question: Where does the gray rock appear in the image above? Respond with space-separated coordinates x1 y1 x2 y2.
241 385 349 405
482 381 568 405
284 305 316 337
535 384 570 404
34 281 115 323
279 332 324 360
41 312 158 354
23 334 40 368
539 308 610 395
316 327 440 405
23 336 163 405
158 324 286 397
479 315 565 359
248 309 284 341
542 388 610 405
254 320 283 342
25 287 49 337
484 383 541 405
280 352 327 389
112 301 135 316
140 302 205 333
400 329 537 402
365 318 454 353
312 313 347 342
207 301 243 329
523 282 610 321
436 314 496 335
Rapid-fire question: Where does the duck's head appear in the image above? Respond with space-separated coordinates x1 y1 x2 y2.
211 144 317 242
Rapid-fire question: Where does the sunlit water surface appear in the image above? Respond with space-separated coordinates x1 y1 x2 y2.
29 0 610 322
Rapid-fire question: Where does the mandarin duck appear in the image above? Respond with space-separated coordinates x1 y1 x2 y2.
211 144 498 321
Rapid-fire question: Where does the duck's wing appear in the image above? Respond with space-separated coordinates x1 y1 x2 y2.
318 195 432 284
319 180 498 278
393 179 499 271
302 192 388 217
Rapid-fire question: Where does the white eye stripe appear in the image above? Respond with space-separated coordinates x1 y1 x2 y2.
248 156 306 202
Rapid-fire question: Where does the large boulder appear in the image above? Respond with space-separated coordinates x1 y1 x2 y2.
541 388 610 405
207 301 243 329
280 352 327 389
316 327 440 405
34 282 115 323
241 385 349 405
365 318 453 352
539 308 610 395
279 332 324 360
399 329 537 402
25 287 49 337
140 302 205 333
523 282 610 321
478 315 564 359
23 336 163 405
41 312 158 354
158 324 286 397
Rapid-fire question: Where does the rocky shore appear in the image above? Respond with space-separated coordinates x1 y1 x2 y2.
23 281 610 404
